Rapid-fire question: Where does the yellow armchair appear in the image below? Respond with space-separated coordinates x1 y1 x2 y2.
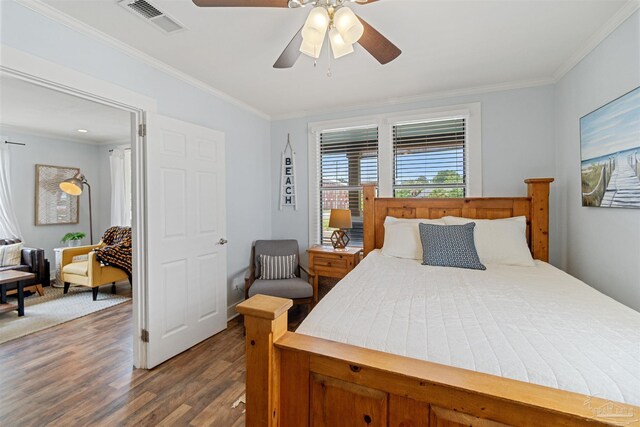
60 242 128 300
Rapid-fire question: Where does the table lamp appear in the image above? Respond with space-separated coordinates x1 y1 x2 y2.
329 209 352 250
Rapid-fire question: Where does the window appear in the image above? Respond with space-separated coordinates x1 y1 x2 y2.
319 126 378 246
393 118 466 198
309 103 481 247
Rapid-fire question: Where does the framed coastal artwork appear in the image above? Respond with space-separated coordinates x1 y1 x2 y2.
35 164 80 225
580 86 640 208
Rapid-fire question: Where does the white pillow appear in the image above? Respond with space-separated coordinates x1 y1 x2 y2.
442 216 535 266
381 216 445 260
0 242 23 267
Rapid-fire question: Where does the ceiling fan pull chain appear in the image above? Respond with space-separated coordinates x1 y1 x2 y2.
314 41 318 68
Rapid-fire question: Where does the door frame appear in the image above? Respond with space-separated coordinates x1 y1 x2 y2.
0 45 157 368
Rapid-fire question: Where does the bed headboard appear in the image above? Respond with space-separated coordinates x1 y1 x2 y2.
363 178 554 261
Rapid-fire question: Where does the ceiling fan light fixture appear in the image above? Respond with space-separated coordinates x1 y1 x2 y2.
333 6 363 44
301 6 329 45
329 27 354 59
193 0 402 69
300 37 324 59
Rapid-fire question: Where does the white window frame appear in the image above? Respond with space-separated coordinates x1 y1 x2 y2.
308 103 482 246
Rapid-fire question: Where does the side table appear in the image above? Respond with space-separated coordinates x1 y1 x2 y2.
0 270 36 317
307 246 363 304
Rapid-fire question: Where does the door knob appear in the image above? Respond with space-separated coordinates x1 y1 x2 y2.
219 238 228 245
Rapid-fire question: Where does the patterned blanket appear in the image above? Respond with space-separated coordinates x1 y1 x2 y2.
95 226 132 282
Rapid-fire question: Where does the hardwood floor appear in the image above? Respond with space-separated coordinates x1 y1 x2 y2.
0 290 247 427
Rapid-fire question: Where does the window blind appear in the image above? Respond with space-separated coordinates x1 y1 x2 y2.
393 118 466 198
319 126 378 245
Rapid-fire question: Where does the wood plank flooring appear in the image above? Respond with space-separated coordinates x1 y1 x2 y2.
0 288 247 427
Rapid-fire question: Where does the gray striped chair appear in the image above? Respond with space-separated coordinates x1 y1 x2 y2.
244 240 315 309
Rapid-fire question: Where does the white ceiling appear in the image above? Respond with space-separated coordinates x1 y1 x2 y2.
41 0 630 118
0 76 131 144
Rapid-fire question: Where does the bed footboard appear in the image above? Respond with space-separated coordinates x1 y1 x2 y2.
237 295 639 427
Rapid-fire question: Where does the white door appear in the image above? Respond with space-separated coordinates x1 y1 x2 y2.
145 114 227 368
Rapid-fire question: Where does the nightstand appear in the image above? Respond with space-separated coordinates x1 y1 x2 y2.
307 246 363 303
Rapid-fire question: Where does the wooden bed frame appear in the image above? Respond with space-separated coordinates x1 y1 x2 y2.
237 178 640 427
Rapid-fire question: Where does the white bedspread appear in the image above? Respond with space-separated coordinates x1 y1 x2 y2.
297 250 640 405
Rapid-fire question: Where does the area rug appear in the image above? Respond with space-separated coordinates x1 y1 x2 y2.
0 285 130 345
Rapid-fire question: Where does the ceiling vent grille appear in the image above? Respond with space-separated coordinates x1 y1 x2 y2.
118 0 186 34
127 0 162 19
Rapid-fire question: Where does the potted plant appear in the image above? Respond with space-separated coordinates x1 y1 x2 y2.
61 232 87 247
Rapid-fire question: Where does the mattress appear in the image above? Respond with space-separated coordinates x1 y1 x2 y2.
297 250 640 405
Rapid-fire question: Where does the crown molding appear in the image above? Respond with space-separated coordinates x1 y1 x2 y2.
271 78 555 121
14 0 271 121
553 0 640 82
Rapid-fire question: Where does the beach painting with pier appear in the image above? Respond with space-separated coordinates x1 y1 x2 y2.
580 86 640 208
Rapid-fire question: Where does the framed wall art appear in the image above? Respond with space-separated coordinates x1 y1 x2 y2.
35 164 80 225
580 86 640 208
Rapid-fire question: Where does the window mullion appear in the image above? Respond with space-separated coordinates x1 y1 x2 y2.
378 121 394 197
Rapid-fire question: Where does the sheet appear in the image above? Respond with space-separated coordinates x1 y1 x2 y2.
297 250 640 405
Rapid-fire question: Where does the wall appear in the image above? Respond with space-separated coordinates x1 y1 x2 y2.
1 0 272 310
554 11 640 311
1 130 110 263
3 1 638 313
271 85 558 264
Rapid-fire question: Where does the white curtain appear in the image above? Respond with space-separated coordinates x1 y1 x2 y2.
0 145 23 239
110 147 132 227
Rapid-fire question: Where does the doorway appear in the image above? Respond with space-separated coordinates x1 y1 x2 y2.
0 50 148 366
1 47 229 369
0 74 136 346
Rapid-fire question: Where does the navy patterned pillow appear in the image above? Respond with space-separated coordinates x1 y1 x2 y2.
419 223 486 270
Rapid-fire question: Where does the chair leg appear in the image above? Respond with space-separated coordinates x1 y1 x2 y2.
111 282 116 294
63 282 70 294
35 284 45 296
92 287 99 301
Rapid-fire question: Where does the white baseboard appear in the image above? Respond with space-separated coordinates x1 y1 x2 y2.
227 300 244 321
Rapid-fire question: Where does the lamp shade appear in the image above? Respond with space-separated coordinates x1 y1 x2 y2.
329 209 352 229
329 27 354 59
300 37 324 59
333 6 364 44
301 6 329 45
59 173 85 196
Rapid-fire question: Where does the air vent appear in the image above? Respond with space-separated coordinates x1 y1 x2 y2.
118 0 186 34
127 0 162 19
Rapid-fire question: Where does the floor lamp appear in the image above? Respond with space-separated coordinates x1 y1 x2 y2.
59 172 93 244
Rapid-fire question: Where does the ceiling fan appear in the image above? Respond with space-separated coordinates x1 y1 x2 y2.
192 0 401 69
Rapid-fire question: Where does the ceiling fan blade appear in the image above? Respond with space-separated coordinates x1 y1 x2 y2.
354 0 380 4
356 16 401 65
273 26 304 69
193 0 287 7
